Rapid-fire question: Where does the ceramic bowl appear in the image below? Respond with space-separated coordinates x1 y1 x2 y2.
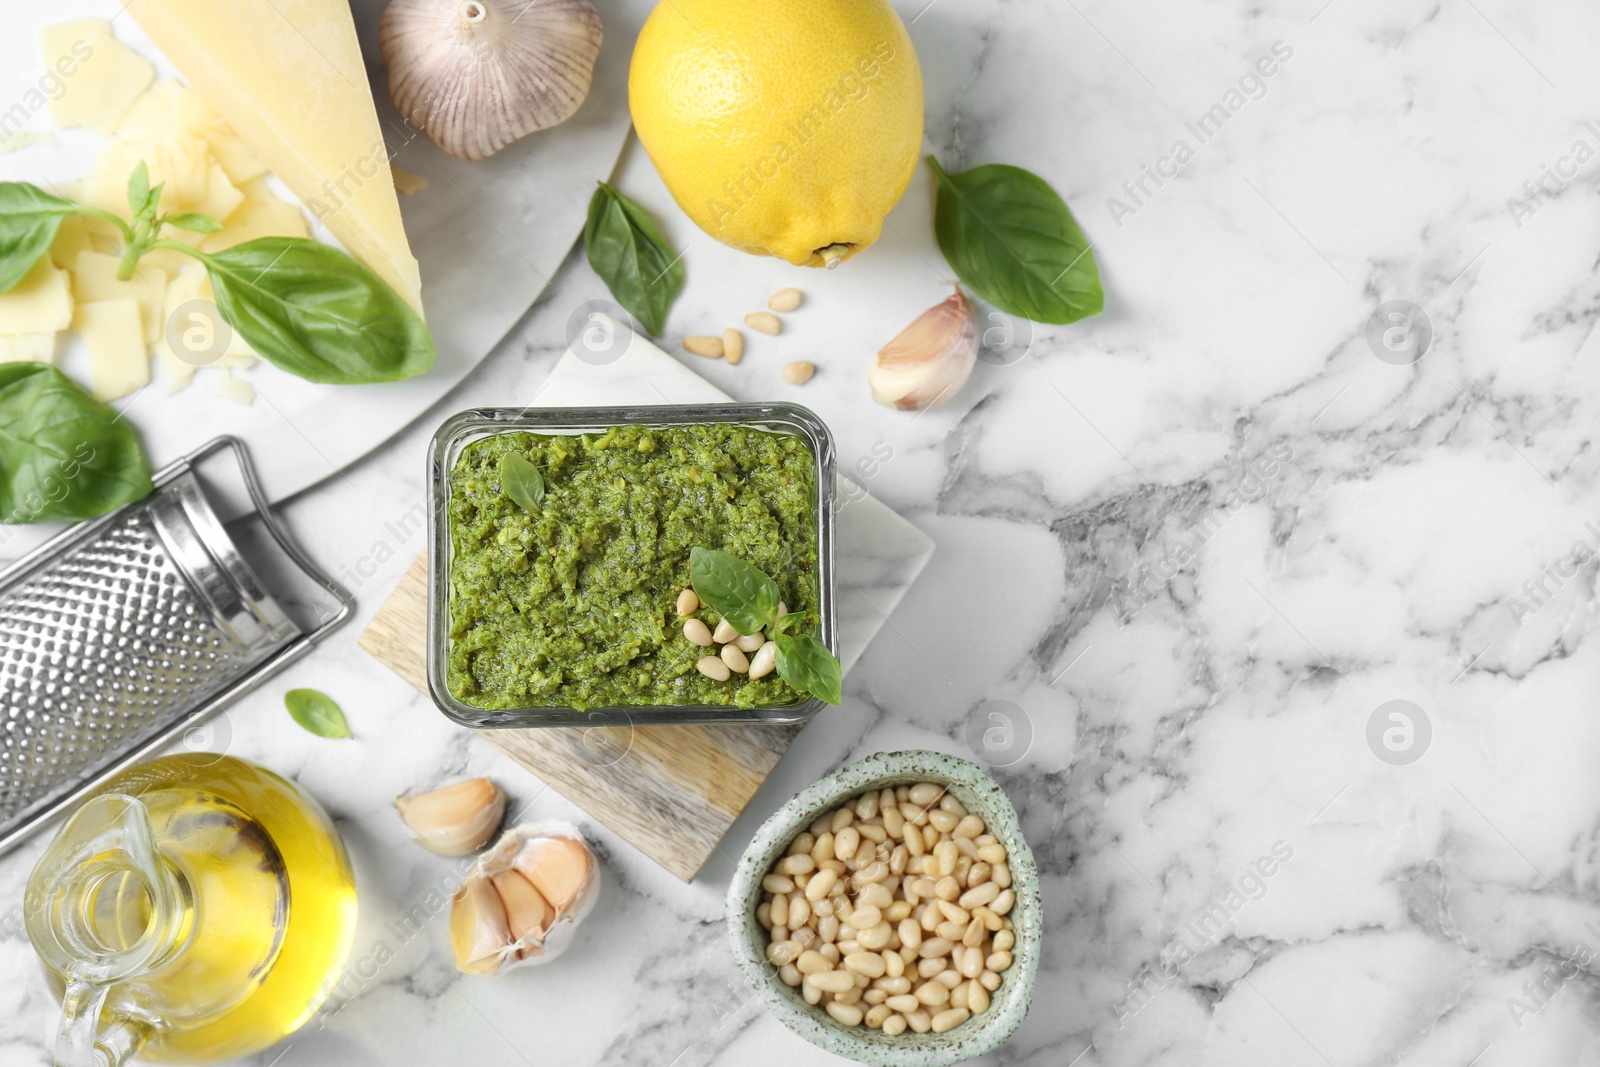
726 750 1040 1066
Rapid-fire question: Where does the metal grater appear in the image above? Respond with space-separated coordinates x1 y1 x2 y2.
0 437 351 853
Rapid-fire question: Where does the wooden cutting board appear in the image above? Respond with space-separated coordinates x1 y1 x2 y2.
359 555 800 882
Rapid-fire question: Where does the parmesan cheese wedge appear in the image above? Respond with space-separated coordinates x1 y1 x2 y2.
0 259 74 335
41 19 156 135
72 251 168 345
75 299 149 401
127 0 424 313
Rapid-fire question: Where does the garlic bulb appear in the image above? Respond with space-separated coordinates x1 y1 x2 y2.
449 822 600 975
380 0 604 161
868 286 978 411
395 777 506 855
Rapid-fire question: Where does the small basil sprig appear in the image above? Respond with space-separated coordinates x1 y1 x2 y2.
284 688 353 739
926 155 1103 325
498 453 545 511
689 547 842 705
583 182 683 336
0 167 434 385
0 364 152 523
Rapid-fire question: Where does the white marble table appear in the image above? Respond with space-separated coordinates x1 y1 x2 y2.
4 0 1600 1064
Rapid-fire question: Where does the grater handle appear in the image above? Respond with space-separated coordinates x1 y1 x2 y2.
189 436 355 628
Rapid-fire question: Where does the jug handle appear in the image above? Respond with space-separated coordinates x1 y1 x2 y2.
57 978 108 1067
57 979 152 1067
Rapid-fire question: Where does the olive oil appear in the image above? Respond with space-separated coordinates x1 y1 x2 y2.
32 754 357 1064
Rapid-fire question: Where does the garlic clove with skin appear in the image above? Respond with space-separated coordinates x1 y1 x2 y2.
395 777 506 856
490 869 554 944
450 876 513 975
868 285 979 411
511 834 592 914
380 0 604 162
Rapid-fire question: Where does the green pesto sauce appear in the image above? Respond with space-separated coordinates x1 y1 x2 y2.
446 423 818 711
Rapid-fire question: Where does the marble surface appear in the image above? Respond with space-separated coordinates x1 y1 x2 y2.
5 0 1600 1065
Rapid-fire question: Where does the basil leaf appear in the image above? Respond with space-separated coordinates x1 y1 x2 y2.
284 688 353 739
128 162 154 220
689 547 780 636
0 364 152 523
202 238 434 384
499 453 545 511
774 632 842 706
164 212 223 235
583 182 683 336
0 183 78 293
926 156 1103 325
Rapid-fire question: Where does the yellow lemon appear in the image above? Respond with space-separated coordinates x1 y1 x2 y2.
628 0 924 268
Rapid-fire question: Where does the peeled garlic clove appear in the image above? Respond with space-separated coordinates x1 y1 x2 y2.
868 286 978 411
512 834 593 914
451 875 512 975
395 777 506 856
491 869 554 943
379 0 604 162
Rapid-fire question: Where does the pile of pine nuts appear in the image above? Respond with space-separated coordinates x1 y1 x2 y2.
682 288 816 387
677 586 781 682
757 781 1017 1037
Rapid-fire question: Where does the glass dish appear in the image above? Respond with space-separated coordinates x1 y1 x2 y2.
426 403 837 729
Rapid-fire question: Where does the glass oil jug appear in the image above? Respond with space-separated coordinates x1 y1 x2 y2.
25 754 358 1065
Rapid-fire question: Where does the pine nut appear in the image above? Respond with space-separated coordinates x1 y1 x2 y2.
780 964 802 987
789 833 814 856
771 892 789 928
856 922 894 950
834 826 860 863
962 918 986 948
993 862 1011 889
857 823 887 844
684 335 724 358
721 644 750 673
875 976 911 995
723 328 744 365
818 915 839 943
968 980 991 1014
845 952 886 978
939 794 967 816
745 311 781 334
968 862 992 888
951 980 970 1011
675 589 699 615
883 1013 908 1036
979 970 1001 992
886 993 920 1013
917 957 945 979
883 805 905 839
768 287 803 312
734 631 765 652
806 869 838 901
934 841 959 877
887 900 912 923
803 982 823 1005
809 970 855 995
953 815 985 839
767 940 800 966
797 949 830 974
713 619 740 644
959 882 1000 910
864 988 888 1007
777 854 813 876
935 876 961 902
761 874 794 895
856 791 880 819
977 843 1007 864
790 893 811 928
934 969 962 989
850 904 882 930
914 980 950 1007
826 1001 864 1027
919 938 955 959
898 918 923 950
958 945 984 978
993 930 1014 952
884 950 904 978
683 618 713 646
991 889 1015 916
859 883 893 910
781 360 814 385
986 950 1013 972
906 1010 932 1034
931 1008 970 1033
812 832 833 865
748 641 778 679
909 783 944 807
936 922 966 942
865 1003 892 1029
696 655 730 680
